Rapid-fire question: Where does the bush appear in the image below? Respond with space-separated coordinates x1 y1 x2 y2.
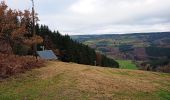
0 53 44 79
13 44 30 56
156 65 170 73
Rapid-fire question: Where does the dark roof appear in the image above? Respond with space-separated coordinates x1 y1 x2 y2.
37 50 58 60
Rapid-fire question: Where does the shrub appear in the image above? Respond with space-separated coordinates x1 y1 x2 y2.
0 53 44 79
156 65 170 73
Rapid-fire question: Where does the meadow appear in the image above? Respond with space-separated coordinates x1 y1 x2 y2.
0 61 170 100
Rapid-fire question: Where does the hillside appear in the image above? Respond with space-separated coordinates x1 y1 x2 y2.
36 25 119 68
0 1 119 78
71 32 170 60
71 32 170 72
0 61 170 100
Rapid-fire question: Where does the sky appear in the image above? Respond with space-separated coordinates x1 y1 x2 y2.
4 0 170 35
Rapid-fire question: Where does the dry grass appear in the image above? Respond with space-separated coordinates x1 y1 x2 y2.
0 61 170 100
37 61 170 99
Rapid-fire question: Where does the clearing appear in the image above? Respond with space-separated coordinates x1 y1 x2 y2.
117 60 138 70
0 61 170 100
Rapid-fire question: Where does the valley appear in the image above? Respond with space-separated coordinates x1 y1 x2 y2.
72 32 170 72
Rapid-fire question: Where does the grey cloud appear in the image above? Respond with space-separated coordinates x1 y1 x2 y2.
5 0 170 35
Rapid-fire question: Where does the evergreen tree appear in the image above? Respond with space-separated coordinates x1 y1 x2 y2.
36 25 119 68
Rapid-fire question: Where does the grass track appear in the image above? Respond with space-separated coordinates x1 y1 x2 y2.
0 61 170 100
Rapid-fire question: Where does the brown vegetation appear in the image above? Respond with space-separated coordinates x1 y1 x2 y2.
157 64 170 73
0 1 43 54
0 53 44 79
0 1 44 79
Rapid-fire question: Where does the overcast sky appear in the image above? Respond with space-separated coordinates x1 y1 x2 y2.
4 0 170 35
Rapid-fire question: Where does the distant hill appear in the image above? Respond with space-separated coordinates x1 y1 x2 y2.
0 61 170 99
72 32 170 43
71 32 170 59
71 32 170 72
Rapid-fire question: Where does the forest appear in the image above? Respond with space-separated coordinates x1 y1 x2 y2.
36 25 119 67
0 1 118 78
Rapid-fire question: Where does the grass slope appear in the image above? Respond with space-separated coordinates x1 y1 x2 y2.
0 61 170 100
117 60 138 70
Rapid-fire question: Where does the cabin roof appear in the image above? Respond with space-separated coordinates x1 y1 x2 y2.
37 50 58 60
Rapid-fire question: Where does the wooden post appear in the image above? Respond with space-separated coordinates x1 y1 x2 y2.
31 0 37 59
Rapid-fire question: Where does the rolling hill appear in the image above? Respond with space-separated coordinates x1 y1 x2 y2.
71 32 170 60
71 32 170 72
0 61 170 100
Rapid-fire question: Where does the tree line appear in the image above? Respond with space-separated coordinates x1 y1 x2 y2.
36 25 119 68
0 1 44 78
0 1 42 55
0 1 119 68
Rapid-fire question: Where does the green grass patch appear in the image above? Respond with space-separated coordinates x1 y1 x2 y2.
0 71 65 100
156 90 170 100
117 60 138 70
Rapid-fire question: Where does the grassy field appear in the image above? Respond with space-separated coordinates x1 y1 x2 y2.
0 61 170 100
117 60 138 70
